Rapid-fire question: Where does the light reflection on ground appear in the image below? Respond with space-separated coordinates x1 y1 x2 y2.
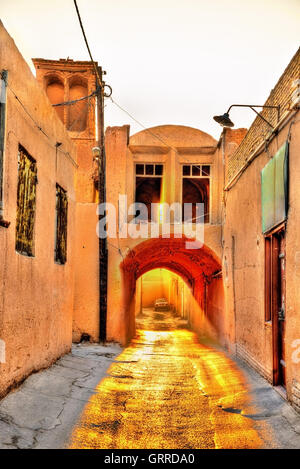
69 309 271 449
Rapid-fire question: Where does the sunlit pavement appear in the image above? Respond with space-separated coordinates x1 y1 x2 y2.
0 309 300 449
69 309 275 449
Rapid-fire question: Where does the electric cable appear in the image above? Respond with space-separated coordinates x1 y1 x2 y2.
73 0 103 90
72 1 207 172
53 90 97 107
108 96 212 171
6 82 78 168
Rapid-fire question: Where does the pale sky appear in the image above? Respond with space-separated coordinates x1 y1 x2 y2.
0 0 299 139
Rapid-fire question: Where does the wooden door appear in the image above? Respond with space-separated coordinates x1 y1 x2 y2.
271 229 286 387
278 232 286 386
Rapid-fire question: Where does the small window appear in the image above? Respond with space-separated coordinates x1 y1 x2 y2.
183 165 190 176
192 165 201 176
155 164 163 176
16 146 37 256
135 164 164 177
145 164 154 175
136 164 144 175
182 164 211 178
55 185 68 265
202 165 210 177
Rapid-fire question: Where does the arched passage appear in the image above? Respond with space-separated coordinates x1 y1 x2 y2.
118 236 224 344
135 267 193 327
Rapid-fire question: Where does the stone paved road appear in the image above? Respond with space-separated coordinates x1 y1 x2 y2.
1 309 300 449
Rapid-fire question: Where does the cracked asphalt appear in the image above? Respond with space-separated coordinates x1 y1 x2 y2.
1 309 300 449
0 343 122 449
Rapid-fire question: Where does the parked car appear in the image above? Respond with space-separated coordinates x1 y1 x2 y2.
154 298 170 311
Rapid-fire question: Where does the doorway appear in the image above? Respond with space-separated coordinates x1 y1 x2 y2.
265 227 286 388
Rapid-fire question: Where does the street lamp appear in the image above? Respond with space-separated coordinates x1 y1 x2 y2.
213 104 281 129
92 146 101 161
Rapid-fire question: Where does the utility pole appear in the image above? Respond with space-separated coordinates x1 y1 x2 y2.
73 0 110 343
96 66 108 343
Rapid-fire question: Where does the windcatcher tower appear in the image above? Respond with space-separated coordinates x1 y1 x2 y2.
33 58 101 342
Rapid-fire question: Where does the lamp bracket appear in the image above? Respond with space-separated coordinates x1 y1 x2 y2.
227 104 280 129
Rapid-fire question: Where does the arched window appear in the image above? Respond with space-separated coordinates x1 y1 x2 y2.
67 76 88 132
182 165 210 223
46 75 64 124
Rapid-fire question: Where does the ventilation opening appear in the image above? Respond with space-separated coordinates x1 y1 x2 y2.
46 75 65 124
80 333 91 343
67 76 88 132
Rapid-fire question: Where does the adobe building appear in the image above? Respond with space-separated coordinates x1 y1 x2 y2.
32 57 101 343
104 124 233 346
0 19 254 398
31 53 231 352
0 22 77 397
222 48 300 409
0 21 106 397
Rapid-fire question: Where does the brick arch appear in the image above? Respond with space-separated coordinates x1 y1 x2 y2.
45 73 65 123
44 72 65 87
138 262 194 287
121 236 221 283
119 236 222 342
68 74 88 88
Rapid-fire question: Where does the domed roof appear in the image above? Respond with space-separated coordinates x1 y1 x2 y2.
130 125 217 149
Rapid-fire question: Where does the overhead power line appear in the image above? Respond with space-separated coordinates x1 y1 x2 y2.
53 90 97 107
109 97 209 170
7 83 78 167
73 0 103 90
72 1 182 155
72 0 210 170
109 96 180 154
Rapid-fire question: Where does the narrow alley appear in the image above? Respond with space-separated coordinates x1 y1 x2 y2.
67 310 278 449
0 1 299 453
1 308 300 449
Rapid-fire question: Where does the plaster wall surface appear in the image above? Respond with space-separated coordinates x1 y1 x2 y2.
226 48 300 182
105 125 225 345
0 22 76 397
72 204 99 342
33 58 100 342
223 105 300 406
141 269 171 308
222 47 300 407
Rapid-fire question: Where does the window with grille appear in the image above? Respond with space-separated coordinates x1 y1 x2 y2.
182 164 211 223
15 146 37 256
55 184 68 264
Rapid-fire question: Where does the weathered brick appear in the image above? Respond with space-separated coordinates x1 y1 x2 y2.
227 48 300 183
